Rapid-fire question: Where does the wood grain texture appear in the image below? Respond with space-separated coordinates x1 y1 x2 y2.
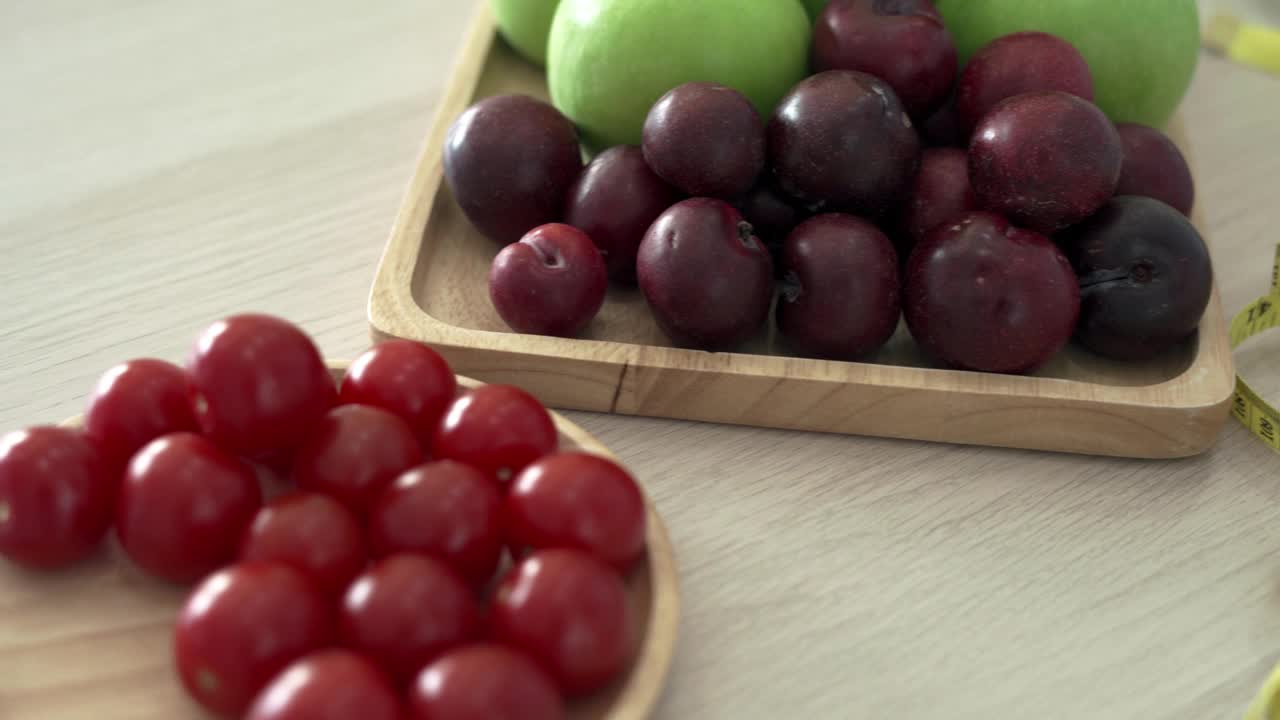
369 5 1235 460
3 0 1280 718
0 370 679 720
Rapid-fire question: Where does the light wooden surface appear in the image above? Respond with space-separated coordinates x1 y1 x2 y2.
2 0 1279 718
370 5 1234 459
0 371 680 720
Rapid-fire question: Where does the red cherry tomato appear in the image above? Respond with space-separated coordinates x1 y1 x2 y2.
187 314 335 457
238 493 365 596
84 358 198 471
339 341 457 444
431 385 557 483
505 452 647 569
407 644 564 720
368 461 502 586
116 433 261 583
245 650 401 720
340 554 479 684
174 562 332 716
292 404 422 516
0 427 115 569
489 549 634 696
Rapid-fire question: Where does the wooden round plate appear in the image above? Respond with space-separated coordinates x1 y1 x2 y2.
0 370 679 720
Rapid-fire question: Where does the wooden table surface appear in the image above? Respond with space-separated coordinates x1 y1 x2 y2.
3 1 1279 718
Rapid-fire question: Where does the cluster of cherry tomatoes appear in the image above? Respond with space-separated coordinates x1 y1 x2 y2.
0 314 648 719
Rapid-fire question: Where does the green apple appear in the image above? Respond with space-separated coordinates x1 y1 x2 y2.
802 0 829 21
491 0 560 66
548 0 811 149
935 0 1200 128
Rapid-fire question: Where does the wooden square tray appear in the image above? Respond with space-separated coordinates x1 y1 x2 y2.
368 4 1235 459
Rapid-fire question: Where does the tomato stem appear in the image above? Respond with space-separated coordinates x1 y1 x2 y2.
197 668 220 694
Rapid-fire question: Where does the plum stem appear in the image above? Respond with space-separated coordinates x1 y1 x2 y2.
1078 268 1132 288
1079 261 1159 289
526 240 565 269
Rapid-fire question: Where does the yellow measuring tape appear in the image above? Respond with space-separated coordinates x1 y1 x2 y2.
1248 665 1280 720
1240 246 1280 719
1206 14 1280 77
1229 244 1280 453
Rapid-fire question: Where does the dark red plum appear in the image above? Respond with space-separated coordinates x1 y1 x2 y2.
636 199 774 350
444 95 583 245
904 212 1079 373
970 91 1122 234
1058 196 1212 361
768 71 921 219
642 82 765 199
812 0 957 119
900 148 978 254
1114 123 1195 217
489 224 607 338
956 31 1094 132
564 145 682 284
733 181 807 276
777 214 900 360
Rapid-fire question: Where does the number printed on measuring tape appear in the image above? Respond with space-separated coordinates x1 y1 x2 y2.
1229 244 1280 452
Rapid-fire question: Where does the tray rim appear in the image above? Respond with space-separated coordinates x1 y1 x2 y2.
368 3 1236 457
